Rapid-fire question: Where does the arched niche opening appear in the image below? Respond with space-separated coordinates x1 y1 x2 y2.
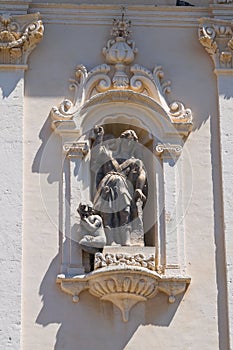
88 121 156 248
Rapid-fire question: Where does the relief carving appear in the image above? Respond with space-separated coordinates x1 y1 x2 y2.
90 126 147 247
77 203 106 250
0 13 44 65
95 252 155 270
55 10 191 322
50 10 192 128
199 18 233 69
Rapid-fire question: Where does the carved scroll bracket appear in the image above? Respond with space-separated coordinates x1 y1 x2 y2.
57 267 190 322
0 13 44 66
199 18 233 71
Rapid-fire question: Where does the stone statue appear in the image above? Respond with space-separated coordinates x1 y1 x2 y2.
77 203 106 249
90 125 147 246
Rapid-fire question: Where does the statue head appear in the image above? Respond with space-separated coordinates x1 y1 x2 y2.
120 129 138 142
77 203 94 219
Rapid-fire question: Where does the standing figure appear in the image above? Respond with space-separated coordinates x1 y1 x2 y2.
90 125 147 246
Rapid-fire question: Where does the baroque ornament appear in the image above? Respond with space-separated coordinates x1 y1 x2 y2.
54 10 192 322
199 18 233 69
50 10 192 129
95 252 156 270
0 13 44 65
155 143 182 156
57 268 190 322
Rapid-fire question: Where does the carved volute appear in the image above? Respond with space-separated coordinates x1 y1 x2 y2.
0 13 44 65
199 18 233 70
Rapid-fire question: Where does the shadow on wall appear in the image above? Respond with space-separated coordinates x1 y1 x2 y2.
32 112 186 349
36 252 185 350
0 71 23 98
210 91 232 350
32 115 61 184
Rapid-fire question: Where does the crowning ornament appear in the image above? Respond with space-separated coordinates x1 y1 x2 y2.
50 9 192 133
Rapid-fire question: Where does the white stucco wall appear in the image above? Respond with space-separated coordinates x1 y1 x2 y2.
0 70 24 349
22 4 224 350
0 1 232 349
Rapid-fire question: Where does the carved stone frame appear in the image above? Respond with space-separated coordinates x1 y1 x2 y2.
52 14 192 321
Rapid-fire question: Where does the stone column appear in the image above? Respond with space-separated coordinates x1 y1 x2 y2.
199 16 233 349
0 13 43 348
61 141 90 275
156 143 183 275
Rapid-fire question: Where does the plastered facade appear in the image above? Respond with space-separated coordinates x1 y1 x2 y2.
0 1 232 349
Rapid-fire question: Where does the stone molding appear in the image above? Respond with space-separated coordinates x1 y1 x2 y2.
214 0 232 3
57 267 190 322
0 13 44 65
29 4 209 27
199 17 233 70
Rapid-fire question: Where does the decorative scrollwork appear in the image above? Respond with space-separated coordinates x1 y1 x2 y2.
198 25 218 56
50 99 74 121
51 11 192 133
69 64 88 107
169 101 192 123
0 13 44 64
199 18 233 69
155 143 182 156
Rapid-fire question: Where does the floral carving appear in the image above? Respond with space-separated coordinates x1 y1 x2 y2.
199 18 233 69
95 252 155 270
0 13 44 65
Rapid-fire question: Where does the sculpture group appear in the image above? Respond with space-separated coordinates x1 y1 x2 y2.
78 125 147 249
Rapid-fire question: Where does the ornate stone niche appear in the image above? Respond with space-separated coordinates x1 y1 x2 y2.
52 12 192 322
